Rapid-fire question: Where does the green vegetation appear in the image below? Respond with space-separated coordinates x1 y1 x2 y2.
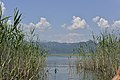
0 6 46 80
77 31 120 80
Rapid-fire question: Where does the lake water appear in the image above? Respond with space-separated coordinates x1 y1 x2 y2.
45 56 95 80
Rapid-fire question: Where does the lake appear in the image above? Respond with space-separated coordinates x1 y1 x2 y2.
45 56 95 80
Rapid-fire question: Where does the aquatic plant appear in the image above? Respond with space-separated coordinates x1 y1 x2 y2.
0 5 46 80
77 30 120 80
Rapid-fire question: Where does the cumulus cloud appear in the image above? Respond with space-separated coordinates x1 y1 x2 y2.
0 1 6 14
93 16 109 28
97 18 109 28
92 16 100 22
23 17 51 31
36 17 51 29
62 16 88 30
112 20 120 28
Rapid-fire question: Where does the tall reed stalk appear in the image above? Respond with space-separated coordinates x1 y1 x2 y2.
77 30 120 80
0 5 46 80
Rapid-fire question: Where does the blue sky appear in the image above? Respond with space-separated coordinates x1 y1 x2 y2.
2 0 120 43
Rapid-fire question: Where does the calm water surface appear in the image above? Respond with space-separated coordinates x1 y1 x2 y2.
45 56 95 80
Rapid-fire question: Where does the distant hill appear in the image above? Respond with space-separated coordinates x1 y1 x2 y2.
39 40 96 54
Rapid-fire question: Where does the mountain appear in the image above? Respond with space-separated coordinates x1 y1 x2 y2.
39 40 96 54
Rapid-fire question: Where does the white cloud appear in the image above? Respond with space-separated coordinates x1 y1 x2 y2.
62 16 88 30
36 17 51 29
93 16 109 28
97 18 109 28
92 16 100 22
23 17 51 31
69 16 87 30
0 1 6 14
29 23 35 27
112 20 120 28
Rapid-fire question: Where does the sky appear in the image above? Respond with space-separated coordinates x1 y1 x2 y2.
1 0 120 43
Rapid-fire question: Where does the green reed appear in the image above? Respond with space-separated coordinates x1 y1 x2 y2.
77 30 120 80
0 6 46 80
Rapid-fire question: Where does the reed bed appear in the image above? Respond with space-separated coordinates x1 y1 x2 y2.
77 31 120 80
0 6 46 80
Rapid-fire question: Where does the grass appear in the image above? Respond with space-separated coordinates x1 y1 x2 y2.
0 6 46 80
